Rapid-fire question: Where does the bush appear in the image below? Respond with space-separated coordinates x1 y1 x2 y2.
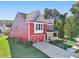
25 41 33 47
75 49 79 53
17 39 23 44
49 40 72 50
49 40 52 44
67 37 76 42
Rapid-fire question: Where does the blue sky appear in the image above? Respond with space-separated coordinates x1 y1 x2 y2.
0 1 77 20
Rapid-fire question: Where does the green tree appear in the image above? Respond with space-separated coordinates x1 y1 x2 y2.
44 8 59 19
64 16 78 38
69 2 79 37
54 13 68 38
70 2 79 15
1 20 14 27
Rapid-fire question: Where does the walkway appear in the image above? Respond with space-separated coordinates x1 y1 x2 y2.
33 42 75 58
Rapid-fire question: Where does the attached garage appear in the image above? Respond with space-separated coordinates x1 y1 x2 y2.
31 34 45 43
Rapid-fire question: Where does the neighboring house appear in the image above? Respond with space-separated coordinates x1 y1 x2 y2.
10 10 47 43
46 18 58 42
0 21 9 33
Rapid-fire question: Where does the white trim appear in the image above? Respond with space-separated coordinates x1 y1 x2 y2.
25 22 46 24
34 22 43 34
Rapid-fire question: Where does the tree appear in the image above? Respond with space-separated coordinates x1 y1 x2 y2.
69 2 79 37
1 20 14 27
54 13 68 38
70 2 79 15
64 16 79 38
44 8 59 19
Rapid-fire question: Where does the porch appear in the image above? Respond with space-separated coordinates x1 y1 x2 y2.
46 30 58 42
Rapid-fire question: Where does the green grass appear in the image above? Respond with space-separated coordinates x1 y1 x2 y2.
0 35 11 58
8 39 49 58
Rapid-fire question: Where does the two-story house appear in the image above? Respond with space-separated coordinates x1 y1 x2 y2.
46 18 58 42
10 10 47 43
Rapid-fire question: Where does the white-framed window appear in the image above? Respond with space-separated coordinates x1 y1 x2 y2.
36 24 43 30
34 23 43 33
47 24 53 30
40 24 43 30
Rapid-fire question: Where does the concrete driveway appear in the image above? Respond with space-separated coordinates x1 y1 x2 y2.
33 42 75 58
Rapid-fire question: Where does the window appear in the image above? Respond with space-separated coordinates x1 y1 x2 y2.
40 24 42 30
47 24 53 30
39 24 40 30
35 23 43 33
53 33 57 37
36 24 38 30
36 24 43 30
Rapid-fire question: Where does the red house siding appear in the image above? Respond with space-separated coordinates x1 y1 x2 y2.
10 22 46 43
43 24 47 33
29 22 46 43
30 23 34 35
10 12 47 43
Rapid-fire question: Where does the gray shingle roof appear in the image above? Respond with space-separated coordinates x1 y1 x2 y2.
46 19 55 24
17 10 46 23
17 12 27 19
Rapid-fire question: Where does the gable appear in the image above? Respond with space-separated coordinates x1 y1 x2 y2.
34 15 46 23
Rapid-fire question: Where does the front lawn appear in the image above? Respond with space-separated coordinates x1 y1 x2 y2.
0 35 11 58
8 39 49 58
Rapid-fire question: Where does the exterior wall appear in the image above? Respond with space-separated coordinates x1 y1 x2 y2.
10 13 28 42
47 32 58 42
34 22 43 33
10 12 47 43
30 22 46 43
47 23 54 30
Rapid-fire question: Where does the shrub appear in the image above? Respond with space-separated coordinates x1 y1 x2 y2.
75 49 79 53
25 41 33 47
49 40 72 50
17 39 23 44
49 40 52 44
67 37 76 42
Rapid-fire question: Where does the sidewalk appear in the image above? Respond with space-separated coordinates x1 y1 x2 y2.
33 42 75 58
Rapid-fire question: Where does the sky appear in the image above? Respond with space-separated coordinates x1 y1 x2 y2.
0 1 77 20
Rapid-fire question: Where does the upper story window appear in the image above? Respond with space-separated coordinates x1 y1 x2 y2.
36 24 43 30
47 24 53 30
40 24 43 30
36 24 38 30
34 23 43 33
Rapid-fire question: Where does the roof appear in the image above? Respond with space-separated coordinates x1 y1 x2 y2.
18 12 27 19
47 30 58 32
17 10 46 23
46 18 55 24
